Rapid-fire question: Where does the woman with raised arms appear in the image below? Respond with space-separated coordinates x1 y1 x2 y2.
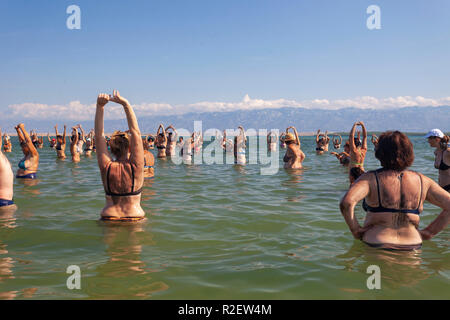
15 123 39 179
340 131 450 251
234 126 247 165
267 131 278 152
283 126 305 169
315 130 330 155
348 121 368 184
165 125 178 157
332 134 342 149
55 125 67 160
95 90 145 222
156 124 167 159
2 134 12 153
70 127 81 163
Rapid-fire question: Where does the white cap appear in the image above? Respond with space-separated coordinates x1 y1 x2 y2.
424 129 444 139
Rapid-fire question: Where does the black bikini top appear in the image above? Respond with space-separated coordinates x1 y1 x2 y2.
436 150 450 171
105 162 142 197
362 169 423 215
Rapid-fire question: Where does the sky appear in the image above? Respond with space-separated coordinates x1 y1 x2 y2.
0 0 449 120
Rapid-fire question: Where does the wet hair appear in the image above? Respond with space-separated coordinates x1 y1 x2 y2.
439 135 449 151
375 131 414 171
110 131 130 158
350 167 364 180
354 137 361 147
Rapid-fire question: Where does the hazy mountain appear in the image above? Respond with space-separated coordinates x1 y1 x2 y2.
2 106 448 134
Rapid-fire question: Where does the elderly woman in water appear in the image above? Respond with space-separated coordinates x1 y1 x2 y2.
95 90 145 222
340 131 450 251
425 129 450 193
315 130 330 155
348 121 368 184
15 123 39 179
0 128 16 211
283 126 305 169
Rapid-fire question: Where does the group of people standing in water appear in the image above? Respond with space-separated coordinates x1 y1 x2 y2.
0 91 449 251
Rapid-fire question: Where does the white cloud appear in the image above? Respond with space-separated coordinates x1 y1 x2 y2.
5 95 450 120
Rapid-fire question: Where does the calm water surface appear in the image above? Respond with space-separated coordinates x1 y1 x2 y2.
0 134 448 299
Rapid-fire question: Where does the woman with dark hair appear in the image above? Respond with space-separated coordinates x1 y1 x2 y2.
70 127 81 163
331 141 350 167
267 131 278 152
234 126 246 165
142 138 155 178
315 129 330 155
165 125 178 157
84 130 95 157
348 121 368 184
95 90 145 221
15 123 39 179
0 128 15 211
340 131 450 251
332 134 342 150
156 124 167 158
283 126 305 169
279 133 287 149
425 129 450 192
55 125 67 160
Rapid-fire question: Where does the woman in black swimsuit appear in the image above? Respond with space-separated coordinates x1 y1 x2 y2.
156 124 167 159
95 90 145 222
425 129 450 192
340 131 450 250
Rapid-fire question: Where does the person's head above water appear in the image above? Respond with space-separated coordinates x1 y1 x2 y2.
354 137 361 147
109 130 130 158
284 133 296 145
375 131 414 171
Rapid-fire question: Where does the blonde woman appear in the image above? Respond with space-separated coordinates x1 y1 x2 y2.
283 126 305 169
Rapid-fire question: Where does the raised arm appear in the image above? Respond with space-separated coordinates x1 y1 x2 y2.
95 93 112 168
349 122 357 151
109 90 143 167
292 127 300 146
360 122 367 149
18 124 39 157
316 129 320 142
78 124 86 142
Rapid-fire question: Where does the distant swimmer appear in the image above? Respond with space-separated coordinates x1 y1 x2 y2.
348 121 367 184
15 123 39 179
47 133 56 149
0 128 16 211
267 130 278 152
234 126 247 165
165 125 178 157
340 131 450 251
156 124 167 158
279 132 286 149
2 133 12 153
221 130 234 153
425 129 450 192
332 134 342 149
331 141 350 167
54 125 67 160
181 134 193 164
147 135 155 150
193 131 203 154
283 126 305 169
95 90 145 222
142 138 155 178
70 127 81 163
315 130 330 155
75 124 86 155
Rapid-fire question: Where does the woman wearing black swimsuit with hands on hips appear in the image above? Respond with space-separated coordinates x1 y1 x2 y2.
340 131 450 250
95 90 145 222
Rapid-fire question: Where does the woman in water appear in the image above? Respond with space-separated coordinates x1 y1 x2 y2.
70 127 81 163
147 135 155 150
340 131 450 251
55 125 67 160
47 133 56 149
279 133 287 149
371 134 379 148
142 138 155 178
331 141 350 167
283 126 305 169
0 128 15 212
95 90 145 221
2 134 12 153
84 130 95 157
156 124 167 159
193 131 203 154
267 131 278 152
348 121 368 184
15 123 39 179
165 125 178 157
234 126 247 165
425 129 450 192
332 134 342 149
315 130 330 154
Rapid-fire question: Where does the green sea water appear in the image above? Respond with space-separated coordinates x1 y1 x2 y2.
0 134 448 300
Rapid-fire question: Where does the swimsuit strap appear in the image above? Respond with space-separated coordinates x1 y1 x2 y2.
416 172 423 210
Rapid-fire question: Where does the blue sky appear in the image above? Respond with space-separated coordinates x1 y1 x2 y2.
1 0 449 118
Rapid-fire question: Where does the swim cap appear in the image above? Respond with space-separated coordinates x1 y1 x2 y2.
424 129 444 139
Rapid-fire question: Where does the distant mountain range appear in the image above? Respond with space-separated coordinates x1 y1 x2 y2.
2 106 449 134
